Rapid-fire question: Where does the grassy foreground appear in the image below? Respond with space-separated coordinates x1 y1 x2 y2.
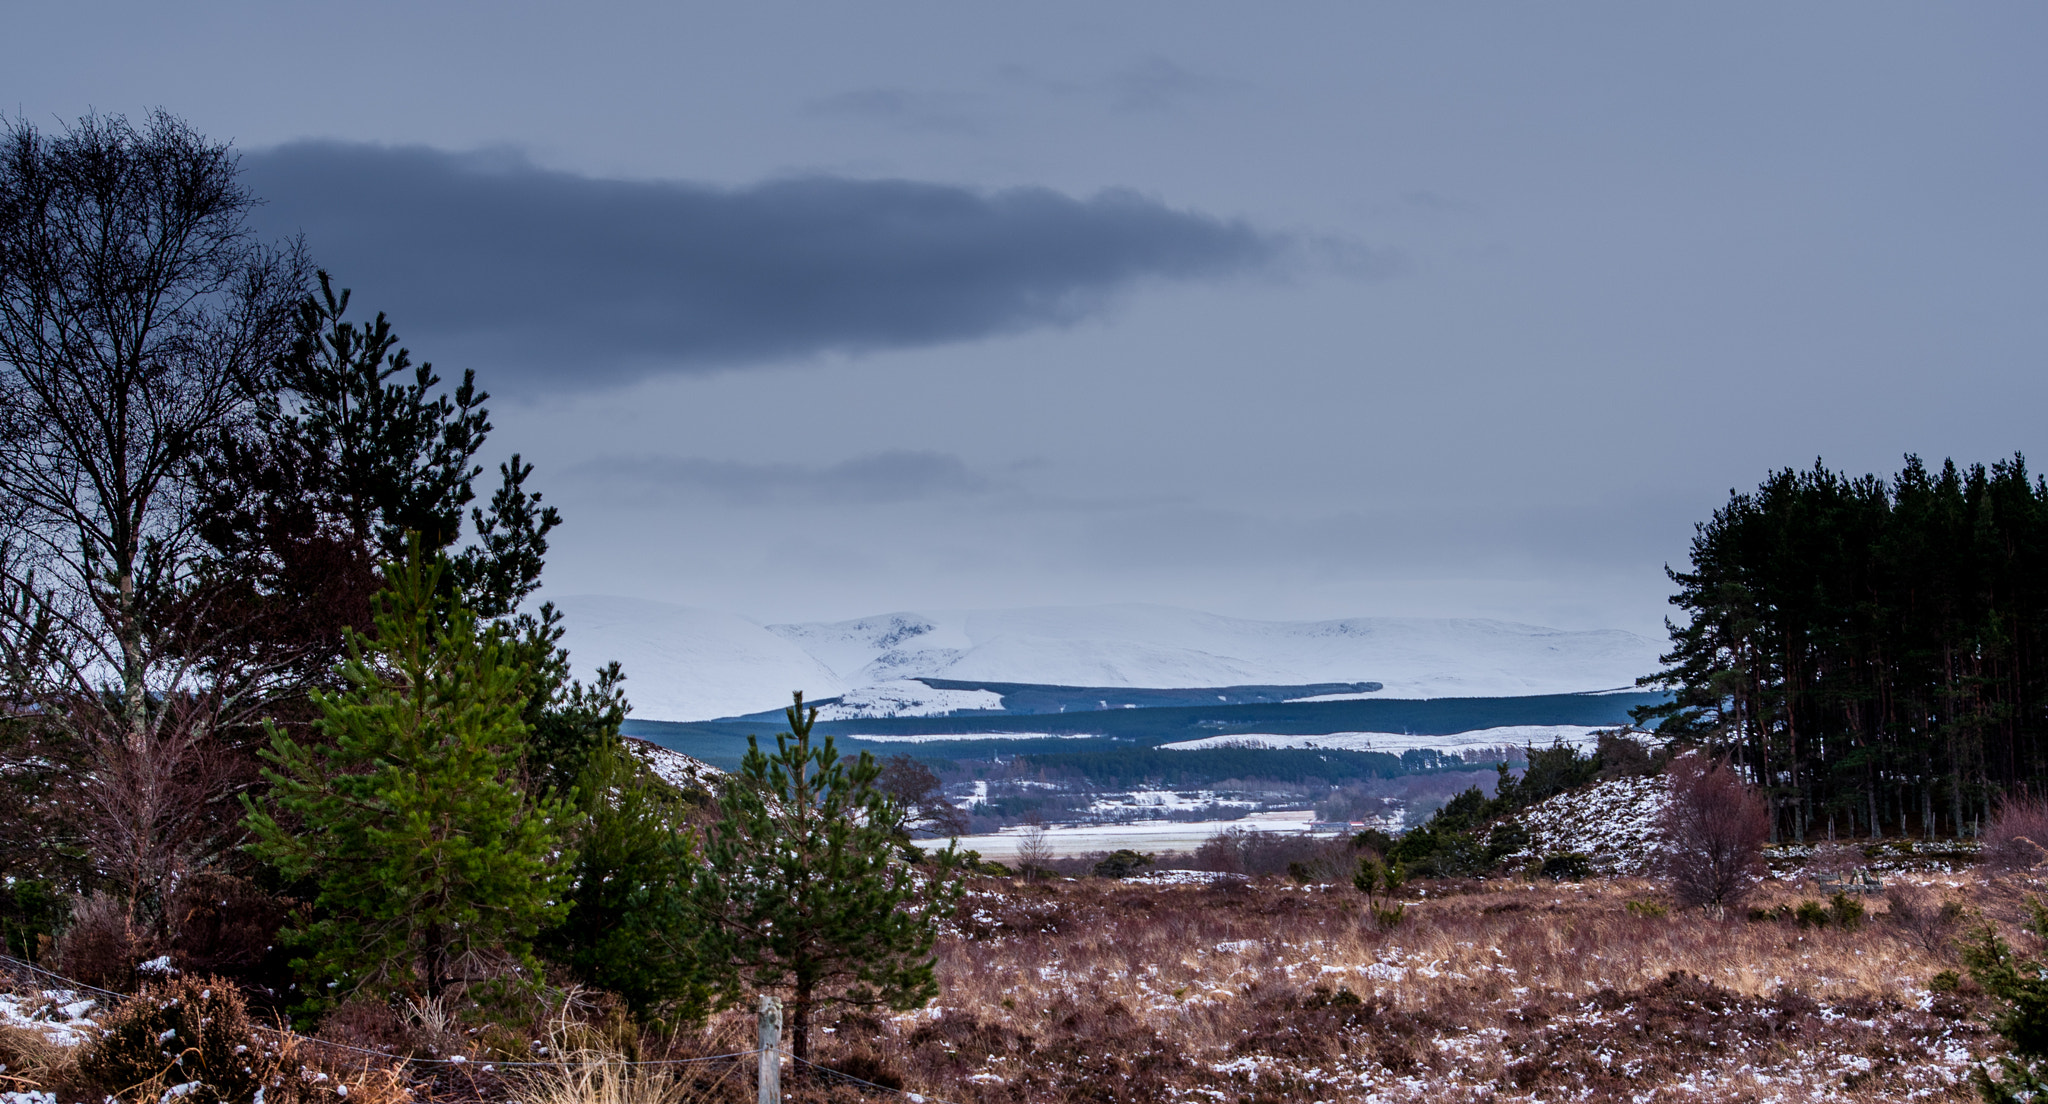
855 867 2004 1103
2 862 2033 1103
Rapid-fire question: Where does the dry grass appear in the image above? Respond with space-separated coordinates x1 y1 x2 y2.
0 1020 81 1095
8 863 2034 1103
753 866 2036 1102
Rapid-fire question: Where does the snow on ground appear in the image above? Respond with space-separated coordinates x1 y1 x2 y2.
841 730 1101 744
952 809 1334 860
812 680 1004 720
0 987 100 1047
1085 789 1257 816
1502 774 1671 874
624 738 723 791
557 597 1661 720
1160 724 1608 754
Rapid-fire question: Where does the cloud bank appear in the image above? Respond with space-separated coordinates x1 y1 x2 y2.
242 143 1281 387
576 450 993 505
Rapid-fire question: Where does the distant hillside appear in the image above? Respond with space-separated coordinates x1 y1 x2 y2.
554 596 1664 722
623 689 1667 770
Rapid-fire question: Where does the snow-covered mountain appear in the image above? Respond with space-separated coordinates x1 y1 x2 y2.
550 596 845 724
552 597 1664 723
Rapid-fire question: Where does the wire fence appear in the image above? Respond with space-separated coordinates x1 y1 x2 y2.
0 953 970 1104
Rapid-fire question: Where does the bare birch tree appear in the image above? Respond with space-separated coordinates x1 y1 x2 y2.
0 111 305 916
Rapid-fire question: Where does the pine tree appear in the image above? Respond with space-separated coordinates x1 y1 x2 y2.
545 737 714 1026
241 549 567 1008
694 692 964 1062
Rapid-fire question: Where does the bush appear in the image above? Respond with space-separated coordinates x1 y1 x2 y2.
0 878 66 962
1624 898 1669 918
1541 852 1592 881
1984 796 2048 872
1886 885 1967 955
1794 900 1830 928
1828 891 1866 931
164 873 291 983
77 976 263 1104
1192 828 1353 880
1961 898 2048 1101
1092 850 1153 879
56 892 151 992
1658 753 1769 913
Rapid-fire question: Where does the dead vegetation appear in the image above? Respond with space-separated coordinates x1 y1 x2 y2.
812 867 2015 1102
8 863 2043 1102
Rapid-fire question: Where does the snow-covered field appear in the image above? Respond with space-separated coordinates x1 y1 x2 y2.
552 597 1663 721
950 808 1332 859
812 680 1004 720
841 730 1100 744
1159 724 1609 754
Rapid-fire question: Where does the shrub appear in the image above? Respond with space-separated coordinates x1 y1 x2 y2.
1658 753 1769 913
1983 796 2048 872
1961 898 2048 1101
1827 891 1866 931
56 892 151 992
163 873 291 982
1887 885 1967 956
1193 828 1353 879
1541 852 1592 881
1624 899 1670 919
77 976 263 1104
1794 900 1830 928
0 878 67 962
1092 850 1153 879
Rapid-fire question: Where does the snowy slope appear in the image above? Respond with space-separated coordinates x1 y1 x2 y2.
555 597 1663 722
551 595 844 723
1158 725 1609 754
770 605 1659 699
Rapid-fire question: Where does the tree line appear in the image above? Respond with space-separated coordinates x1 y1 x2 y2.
1638 455 2048 843
0 110 957 1058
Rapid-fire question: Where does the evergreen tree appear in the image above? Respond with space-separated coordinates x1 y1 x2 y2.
1640 455 2048 842
545 738 714 1026
693 692 964 1062
1960 899 2048 1102
241 549 567 1008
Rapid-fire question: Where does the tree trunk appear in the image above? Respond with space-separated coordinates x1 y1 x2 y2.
790 978 812 1064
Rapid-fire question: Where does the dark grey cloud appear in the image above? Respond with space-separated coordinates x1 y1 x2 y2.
240 142 1280 388
574 450 993 505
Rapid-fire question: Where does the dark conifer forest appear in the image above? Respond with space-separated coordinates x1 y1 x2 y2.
1638 455 2048 842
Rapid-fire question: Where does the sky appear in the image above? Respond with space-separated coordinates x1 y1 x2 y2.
9 3 2046 637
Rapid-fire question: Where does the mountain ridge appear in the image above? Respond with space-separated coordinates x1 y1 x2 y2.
552 596 1664 722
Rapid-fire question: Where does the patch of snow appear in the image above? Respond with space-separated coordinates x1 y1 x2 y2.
812 680 1004 720
1160 725 1607 753
839 731 1101 744
0 988 100 1047
624 739 723 791
1503 775 1671 874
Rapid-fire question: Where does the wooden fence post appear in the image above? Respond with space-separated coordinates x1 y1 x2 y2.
757 994 782 1104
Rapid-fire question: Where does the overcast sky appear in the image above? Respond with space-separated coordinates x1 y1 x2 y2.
11 3 2045 636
